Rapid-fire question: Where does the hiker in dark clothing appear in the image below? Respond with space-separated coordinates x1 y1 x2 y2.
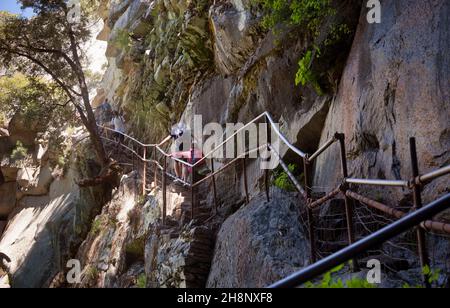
99 98 113 125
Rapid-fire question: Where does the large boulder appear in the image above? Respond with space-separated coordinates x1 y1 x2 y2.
207 189 309 288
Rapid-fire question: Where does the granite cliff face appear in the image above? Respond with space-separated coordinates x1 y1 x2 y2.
1 0 448 288
88 0 448 287
314 0 450 205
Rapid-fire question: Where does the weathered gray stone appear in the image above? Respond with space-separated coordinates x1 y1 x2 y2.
207 189 309 288
209 0 262 75
313 0 450 205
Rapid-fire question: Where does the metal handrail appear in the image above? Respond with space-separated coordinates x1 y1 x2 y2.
97 111 308 170
268 192 450 288
99 112 450 288
344 178 410 188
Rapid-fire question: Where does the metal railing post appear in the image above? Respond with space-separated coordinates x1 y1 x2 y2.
265 116 271 202
336 133 359 271
211 158 218 214
303 155 316 263
162 155 167 225
191 141 195 221
153 147 158 188
410 137 431 288
142 147 147 195
243 157 250 204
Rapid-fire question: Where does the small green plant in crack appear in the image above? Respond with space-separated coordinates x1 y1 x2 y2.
86 265 99 281
10 141 28 161
90 216 104 236
304 263 376 288
403 266 445 288
273 163 298 192
136 273 147 288
295 48 324 95
114 29 132 52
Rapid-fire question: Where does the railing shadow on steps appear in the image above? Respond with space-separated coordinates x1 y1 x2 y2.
97 111 450 288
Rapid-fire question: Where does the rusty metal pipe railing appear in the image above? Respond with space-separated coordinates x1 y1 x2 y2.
210 158 218 213
303 155 317 263
308 187 342 209
192 145 266 188
346 190 406 219
418 165 450 185
190 112 268 169
308 136 337 162
421 220 450 234
162 155 167 225
99 125 153 147
409 137 431 288
347 190 450 235
345 178 409 188
269 193 450 288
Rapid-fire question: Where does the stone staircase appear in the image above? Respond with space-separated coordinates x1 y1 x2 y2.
105 139 219 287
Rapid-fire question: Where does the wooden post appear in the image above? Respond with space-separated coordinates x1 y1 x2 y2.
243 157 250 204
211 158 218 214
162 155 167 225
142 147 147 195
304 156 316 263
410 137 431 288
337 133 359 271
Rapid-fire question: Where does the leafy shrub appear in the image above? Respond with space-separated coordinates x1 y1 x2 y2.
136 273 147 288
254 0 353 95
114 29 132 52
90 216 104 236
305 264 376 288
273 163 298 192
257 0 334 34
10 141 28 161
86 265 99 281
295 48 323 95
403 266 445 288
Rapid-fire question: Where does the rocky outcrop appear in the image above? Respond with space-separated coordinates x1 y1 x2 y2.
313 0 450 205
207 189 309 288
0 141 110 288
89 0 449 289
209 0 262 76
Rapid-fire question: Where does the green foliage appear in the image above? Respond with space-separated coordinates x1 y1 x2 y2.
254 0 354 95
114 29 132 52
86 265 99 281
10 141 28 161
305 264 376 289
256 0 334 34
423 265 441 285
0 73 76 127
273 163 297 192
403 266 444 288
295 49 323 95
0 1 109 164
136 274 147 288
90 216 103 236
324 24 352 47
